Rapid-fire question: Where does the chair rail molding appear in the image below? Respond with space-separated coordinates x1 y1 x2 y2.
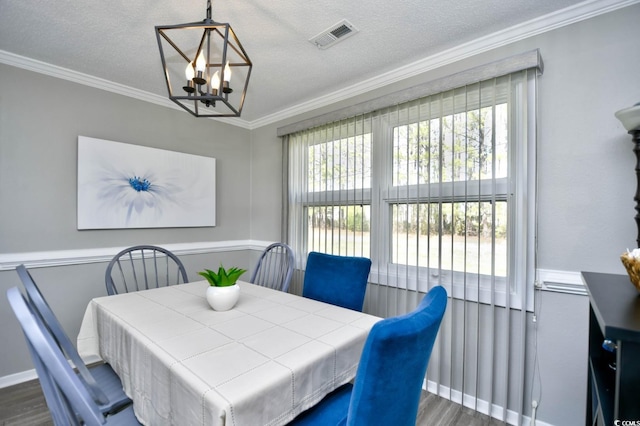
0 240 273 271
537 268 586 296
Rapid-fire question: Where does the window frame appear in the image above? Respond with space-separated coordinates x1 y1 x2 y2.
291 70 537 311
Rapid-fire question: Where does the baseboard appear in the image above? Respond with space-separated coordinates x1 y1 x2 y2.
0 354 115 390
423 379 555 426
0 368 38 389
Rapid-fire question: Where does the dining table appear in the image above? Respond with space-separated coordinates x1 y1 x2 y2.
77 280 380 426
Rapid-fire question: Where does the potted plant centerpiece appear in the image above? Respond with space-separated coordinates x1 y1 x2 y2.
199 265 247 311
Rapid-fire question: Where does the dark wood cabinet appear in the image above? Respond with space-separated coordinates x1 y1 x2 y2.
583 272 640 425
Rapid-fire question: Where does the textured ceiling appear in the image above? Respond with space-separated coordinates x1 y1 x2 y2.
0 0 625 124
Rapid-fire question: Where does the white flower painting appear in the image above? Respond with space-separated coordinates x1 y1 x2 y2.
77 136 215 229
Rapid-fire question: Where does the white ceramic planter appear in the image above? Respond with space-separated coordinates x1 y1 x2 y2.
206 284 240 311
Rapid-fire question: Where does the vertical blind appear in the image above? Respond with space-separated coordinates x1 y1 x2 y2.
284 60 538 425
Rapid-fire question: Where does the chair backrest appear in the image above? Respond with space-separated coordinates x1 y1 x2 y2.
25 336 77 425
105 245 188 295
7 287 107 425
16 264 110 407
302 251 371 311
249 243 294 292
347 286 447 426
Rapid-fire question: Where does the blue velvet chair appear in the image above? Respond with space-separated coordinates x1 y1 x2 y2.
7 287 141 425
289 285 448 426
302 252 371 311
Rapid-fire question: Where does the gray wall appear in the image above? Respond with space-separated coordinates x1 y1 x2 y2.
0 64 253 252
0 63 256 376
249 5 640 426
248 129 284 242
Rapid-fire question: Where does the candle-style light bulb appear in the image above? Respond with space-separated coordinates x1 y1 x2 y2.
222 61 233 93
183 62 196 93
211 71 220 96
223 61 232 82
195 51 206 73
193 51 207 85
185 62 195 80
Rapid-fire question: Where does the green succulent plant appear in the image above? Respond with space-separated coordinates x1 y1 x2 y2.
198 264 247 287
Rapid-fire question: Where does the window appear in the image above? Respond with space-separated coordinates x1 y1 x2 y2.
287 69 536 309
293 117 373 258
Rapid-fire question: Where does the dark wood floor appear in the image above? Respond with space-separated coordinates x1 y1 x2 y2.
416 390 506 426
0 378 503 426
0 379 52 426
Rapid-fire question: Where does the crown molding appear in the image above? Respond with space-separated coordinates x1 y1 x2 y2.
250 0 639 129
1 0 637 131
0 50 252 130
0 50 175 109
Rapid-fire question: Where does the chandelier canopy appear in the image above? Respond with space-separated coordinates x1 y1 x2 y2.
155 0 252 118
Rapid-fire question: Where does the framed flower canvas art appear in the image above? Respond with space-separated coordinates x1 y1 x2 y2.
77 136 216 229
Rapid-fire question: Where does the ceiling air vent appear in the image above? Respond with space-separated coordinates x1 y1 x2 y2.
309 19 358 50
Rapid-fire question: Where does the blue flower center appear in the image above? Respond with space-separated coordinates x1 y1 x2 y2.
129 176 151 192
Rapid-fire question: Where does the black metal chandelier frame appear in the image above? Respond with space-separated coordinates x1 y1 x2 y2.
155 0 252 118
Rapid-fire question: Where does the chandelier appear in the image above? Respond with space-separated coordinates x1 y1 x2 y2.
155 0 252 118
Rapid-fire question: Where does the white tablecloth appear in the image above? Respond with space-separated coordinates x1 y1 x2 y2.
78 281 380 426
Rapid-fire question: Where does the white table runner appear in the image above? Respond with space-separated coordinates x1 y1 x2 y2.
78 281 380 426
